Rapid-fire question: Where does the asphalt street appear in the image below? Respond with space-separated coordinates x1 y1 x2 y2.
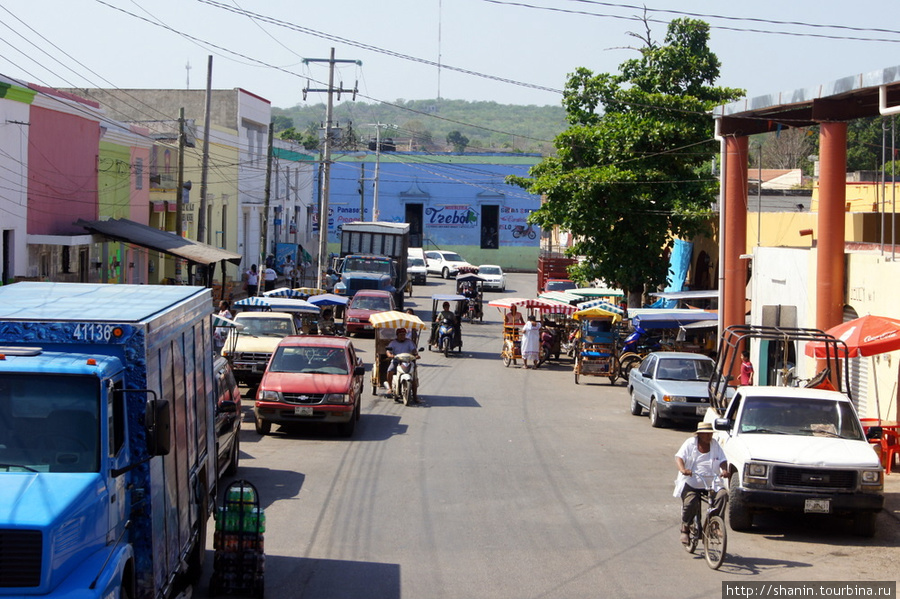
201 272 900 599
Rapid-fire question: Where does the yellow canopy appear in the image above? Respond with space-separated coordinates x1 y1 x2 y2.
368 310 428 331
572 306 622 323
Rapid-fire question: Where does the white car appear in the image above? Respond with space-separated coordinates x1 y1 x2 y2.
477 264 505 291
425 250 472 279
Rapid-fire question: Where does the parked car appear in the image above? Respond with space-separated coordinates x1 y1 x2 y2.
477 264 506 291
345 289 396 335
425 250 472 279
543 279 577 293
408 256 428 285
627 352 717 427
213 356 242 478
254 336 366 437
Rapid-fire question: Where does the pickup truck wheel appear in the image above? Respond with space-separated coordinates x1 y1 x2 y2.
254 417 271 436
728 475 754 531
630 390 643 416
338 407 358 437
851 512 877 537
649 399 666 428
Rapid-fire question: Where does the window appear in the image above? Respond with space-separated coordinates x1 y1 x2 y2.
135 158 143 190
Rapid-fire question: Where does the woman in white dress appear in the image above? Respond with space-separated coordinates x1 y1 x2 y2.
521 314 542 369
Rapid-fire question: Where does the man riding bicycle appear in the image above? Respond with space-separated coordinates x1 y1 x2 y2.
674 421 730 545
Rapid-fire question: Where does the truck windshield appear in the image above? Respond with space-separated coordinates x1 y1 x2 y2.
738 396 864 440
0 374 101 473
344 258 390 274
239 317 294 337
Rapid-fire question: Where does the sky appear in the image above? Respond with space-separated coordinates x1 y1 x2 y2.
2 0 900 115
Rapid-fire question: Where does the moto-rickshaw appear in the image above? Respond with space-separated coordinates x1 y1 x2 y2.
571 306 622 384
456 273 485 323
429 294 466 355
368 310 427 397
306 292 349 335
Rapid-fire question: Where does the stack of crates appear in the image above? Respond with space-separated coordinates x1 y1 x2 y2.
210 480 265 598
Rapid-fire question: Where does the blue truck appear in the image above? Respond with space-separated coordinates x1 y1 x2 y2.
0 283 219 599
334 221 410 309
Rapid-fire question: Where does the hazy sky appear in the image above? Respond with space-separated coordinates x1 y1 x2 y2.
2 0 900 113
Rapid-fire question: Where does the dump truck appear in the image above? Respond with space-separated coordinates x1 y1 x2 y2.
335 221 410 309
0 282 219 598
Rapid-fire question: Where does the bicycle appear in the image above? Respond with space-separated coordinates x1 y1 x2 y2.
682 474 728 570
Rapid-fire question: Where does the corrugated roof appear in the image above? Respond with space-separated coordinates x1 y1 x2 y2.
76 218 242 265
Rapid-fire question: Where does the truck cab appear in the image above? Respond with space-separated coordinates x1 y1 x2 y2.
713 386 883 536
334 254 401 307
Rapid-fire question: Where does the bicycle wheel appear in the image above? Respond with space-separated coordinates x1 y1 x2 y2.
703 515 727 569
683 515 700 554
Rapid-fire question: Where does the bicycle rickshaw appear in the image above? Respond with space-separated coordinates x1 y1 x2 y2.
306 292 349 335
488 298 576 367
571 305 623 384
456 273 485 323
368 310 427 397
429 294 466 355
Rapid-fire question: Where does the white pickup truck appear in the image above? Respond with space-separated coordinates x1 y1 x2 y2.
711 386 884 536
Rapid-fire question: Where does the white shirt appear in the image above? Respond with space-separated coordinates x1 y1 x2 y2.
264 268 277 281
673 436 727 497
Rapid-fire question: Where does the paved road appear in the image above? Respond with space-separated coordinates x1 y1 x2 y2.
201 273 900 599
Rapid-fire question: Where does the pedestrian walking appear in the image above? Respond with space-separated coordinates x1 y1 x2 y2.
244 265 259 297
521 314 541 369
264 265 277 292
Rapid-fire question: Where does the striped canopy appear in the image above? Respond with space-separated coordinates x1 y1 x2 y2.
487 297 529 309
233 296 319 314
263 287 303 298
293 287 327 297
538 290 584 305
569 287 624 298
487 297 576 314
212 314 244 329
369 310 428 331
578 299 626 316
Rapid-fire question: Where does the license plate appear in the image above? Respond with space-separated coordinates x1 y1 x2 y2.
696 406 707 416
363 324 372 330
294 406 313 416
804 498 831 514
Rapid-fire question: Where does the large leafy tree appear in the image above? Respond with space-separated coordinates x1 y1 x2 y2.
508 18 743 303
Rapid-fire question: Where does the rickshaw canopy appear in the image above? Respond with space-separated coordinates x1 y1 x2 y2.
631 311 716 330
432 294 468 303
577 299 626 317
456 274 486 284
293 287 327 297
233 296 320 314
306 293 349 307
570 287 624 298
487 297 529 309
572 306 623 323
369 310 428 331
263 287 304 298
213 314 244 329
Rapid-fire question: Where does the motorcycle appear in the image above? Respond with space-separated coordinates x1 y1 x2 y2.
512 224 537 240
438 318 456 357
538 326 559 366
384 352 420 406
618 325 663 380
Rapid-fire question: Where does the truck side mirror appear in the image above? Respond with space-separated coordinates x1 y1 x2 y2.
714 417 733 432
146 399 171 456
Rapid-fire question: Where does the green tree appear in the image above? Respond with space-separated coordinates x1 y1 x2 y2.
447 130 470 153
508 18 743 304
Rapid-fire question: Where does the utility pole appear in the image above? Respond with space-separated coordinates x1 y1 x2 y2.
176 107 185 239
303 48 360 287
260 122 274 295
198 55 213 246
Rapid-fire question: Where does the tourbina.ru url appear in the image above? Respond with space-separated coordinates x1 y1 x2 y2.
723 582 896 598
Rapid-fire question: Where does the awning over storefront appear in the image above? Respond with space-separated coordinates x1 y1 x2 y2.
76 218 242 266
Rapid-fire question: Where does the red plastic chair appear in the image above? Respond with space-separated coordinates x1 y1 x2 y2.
882 429 900 475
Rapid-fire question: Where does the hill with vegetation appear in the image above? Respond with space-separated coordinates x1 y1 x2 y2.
272 99 566 155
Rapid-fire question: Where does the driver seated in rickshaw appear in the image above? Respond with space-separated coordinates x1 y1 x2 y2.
386 327 419 400
430 301 459 348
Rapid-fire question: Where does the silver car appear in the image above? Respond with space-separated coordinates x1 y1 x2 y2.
627 352 715 428
477 264 505 291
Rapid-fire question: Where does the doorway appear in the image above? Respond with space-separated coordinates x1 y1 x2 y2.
405 203 423 247
481 205 499 249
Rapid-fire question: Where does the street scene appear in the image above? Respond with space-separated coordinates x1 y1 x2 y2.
203 273 900 599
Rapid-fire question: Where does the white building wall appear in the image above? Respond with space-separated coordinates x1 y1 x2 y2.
0 89 31 282
236 90 271 268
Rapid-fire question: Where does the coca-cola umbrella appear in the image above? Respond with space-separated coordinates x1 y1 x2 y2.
804 314 900 423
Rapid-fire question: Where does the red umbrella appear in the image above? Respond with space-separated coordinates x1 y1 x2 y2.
805 314 900 358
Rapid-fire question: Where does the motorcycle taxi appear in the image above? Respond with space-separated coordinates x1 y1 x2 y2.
369 310 427 405
456 273 485 323
429 294 466 356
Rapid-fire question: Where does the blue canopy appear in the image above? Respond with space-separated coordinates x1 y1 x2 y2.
432 294 467 302
631 311 716 330
233 296 319 314
306 293 349 307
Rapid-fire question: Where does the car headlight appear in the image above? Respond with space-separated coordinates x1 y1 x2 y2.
861 470 883 485
662 395 686 402
323 393 352 404
258 390 282 402
744 462 768 483
348 318 362 323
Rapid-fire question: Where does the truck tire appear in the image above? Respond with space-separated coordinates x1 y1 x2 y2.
728 475 754 531
851 512 877 537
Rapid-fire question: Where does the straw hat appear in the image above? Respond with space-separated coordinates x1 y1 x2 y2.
695 422 715 434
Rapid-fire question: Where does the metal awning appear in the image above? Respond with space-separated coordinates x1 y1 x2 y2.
649 290 719 300
76 218 242 266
